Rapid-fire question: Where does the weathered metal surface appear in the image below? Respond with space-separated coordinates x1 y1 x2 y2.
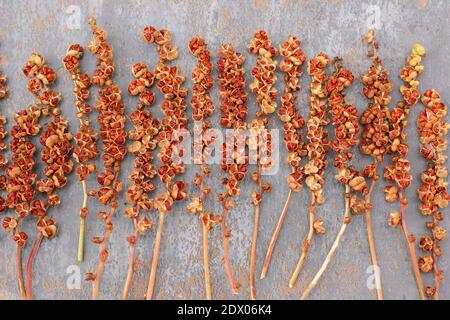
0 0 448 299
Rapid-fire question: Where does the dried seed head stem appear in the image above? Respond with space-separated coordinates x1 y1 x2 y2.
260 188 291 280
4 102 42 300
290 194 317 288
360 29 394 300
3 52 68 299
122 60 159 299
26 56 73 300
385 44 427 300
300 185 351 300
63 44 99 262
247 30 277 300
122 220 137 300
301 59 366 299
187 37 219 300
261 35 307 279
142 26 188 300
85 17 128 300
289 52 331 288
217 43 249 294
15 246 26 299
417 89 449 299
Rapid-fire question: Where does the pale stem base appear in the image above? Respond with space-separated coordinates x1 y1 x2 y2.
145 212 166 300
365 178 383 300
122 219 138 300
221 206 240 294
289 194 316 288
77 180 89 263
260 189 293 279
92 206 115 300
300 185 350 300
399 193 426 300
250 203 260 300
16 246 27 300
202 221 212 300
25 232 43 300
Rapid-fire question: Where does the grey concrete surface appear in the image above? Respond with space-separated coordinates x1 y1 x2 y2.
0 0 449 300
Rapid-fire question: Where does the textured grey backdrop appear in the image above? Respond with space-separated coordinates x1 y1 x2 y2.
0 0 449 300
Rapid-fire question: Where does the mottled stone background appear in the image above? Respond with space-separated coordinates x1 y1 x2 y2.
0 0 449 300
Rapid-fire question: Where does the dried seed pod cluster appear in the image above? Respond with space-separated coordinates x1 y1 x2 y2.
384 44 426 203
27 60 74 299
189 38 215 124
63 44 99 262
247 30 277 181
5 105 41 229
3 53 69 300
143 26 179 61
126 64 158 219
278 35 307 192
359 29 393 300
188 38 216 175
247 30 277 299
128 63 157 106
34 107 73 235
4 102 40 298
143 26 188 210
85 17 127 300
218 44 249 130
329 60 367 203
187 37 220 300
122 62 159 300
188 38 216 214
248 31 278 115
260 35 307 280
290 52 331 288
143 26 188 300
0 68 7 214
360 30 393 164
384 44 427 299
417 89 449 299
217 43 249 294
303 52 331 204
